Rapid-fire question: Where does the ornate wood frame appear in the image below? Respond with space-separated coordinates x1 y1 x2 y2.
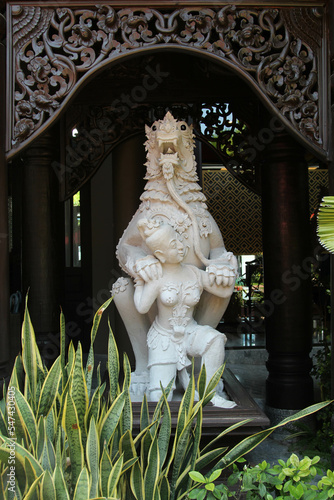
5 1 330 161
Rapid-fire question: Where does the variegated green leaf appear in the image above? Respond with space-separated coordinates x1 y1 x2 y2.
41 469 56 500
73 467 90 500
53 464 70 500
119 429 137 463
21 297 43 400
0 444 26 494
37 357 61 419
160 475 170 500
130 460 144 500
100 445 113 497
140 393 149 432
24 456 38 494
197 364 206 401
63 393 84 490
86 418 100 498
144 432 160 500
99 391 126 449
157 394 171 468
85 385 101 431
107 454 124 498
70 343 88 439
14 389 37 451
60 309 67 384
107 319 120 401
203 363 225 400
21 472 43 500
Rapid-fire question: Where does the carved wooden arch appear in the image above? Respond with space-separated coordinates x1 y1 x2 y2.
6 3 329 162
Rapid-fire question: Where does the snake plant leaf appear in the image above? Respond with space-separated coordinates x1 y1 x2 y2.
21 297 44 401
85 385 101 431
8 354 24 392
41 469 56 500
63 393 84 490
130 460 144 500
14 389 37 451
24 456 38 494
53 464 70 500
99 391 126 449
0 407 7 436
203 363 225 400
1 436 44 477
73 467 90 500
119 429 137 463
67 341 75 377
160 475 170 500
100 445 113 497
200 418 253 455
86 417 100 498
181 405 203 495
140 393 149 432
122 353 133 435
107 454 124 498
40 438 52 473
70 343 88 439
0 444 26 494
122 457 139 474
59 308 67 384
157 393 171 468
144 432 160 500
317 196 334 253
108 319 120 401
37 357 61 419
211 400 333 473
22 473 43 500
197 365 206 401
170 411 200 500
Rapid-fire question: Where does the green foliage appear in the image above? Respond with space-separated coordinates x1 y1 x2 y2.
188 453 334 500
0 298 332 499
287 337 334 469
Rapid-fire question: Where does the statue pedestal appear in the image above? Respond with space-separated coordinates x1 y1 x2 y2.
132 369 269 443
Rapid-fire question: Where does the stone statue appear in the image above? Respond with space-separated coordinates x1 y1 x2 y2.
133 218 236 407
112 112 238 404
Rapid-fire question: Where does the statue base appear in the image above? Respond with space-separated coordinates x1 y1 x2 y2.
132 368 270 443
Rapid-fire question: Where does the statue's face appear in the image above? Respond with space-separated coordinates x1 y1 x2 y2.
145 111 193 157
157 236 184 264
146 223 184 264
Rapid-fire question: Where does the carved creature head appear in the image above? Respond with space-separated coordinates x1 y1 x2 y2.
144 112 196 179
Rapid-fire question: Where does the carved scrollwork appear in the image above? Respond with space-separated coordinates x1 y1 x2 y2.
10 4 325 153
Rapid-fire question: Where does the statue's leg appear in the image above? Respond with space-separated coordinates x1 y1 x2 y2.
149 363 177 401
195 290 231 329
112 277 150 374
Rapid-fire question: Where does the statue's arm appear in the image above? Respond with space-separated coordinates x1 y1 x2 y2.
117 215 162 280
134 279 160 314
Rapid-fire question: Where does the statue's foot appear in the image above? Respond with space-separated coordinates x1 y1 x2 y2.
211 394 237 409
130 370 149 401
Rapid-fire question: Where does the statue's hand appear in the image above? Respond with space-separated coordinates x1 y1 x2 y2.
134 255 163 282
206 254 238 287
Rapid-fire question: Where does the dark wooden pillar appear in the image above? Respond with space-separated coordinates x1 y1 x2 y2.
112 134 146 365
22 132 62 339
261 132 314 410
0 13 10 385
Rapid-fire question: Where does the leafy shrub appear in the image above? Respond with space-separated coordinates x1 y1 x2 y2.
0 298 331 499
189 453 334 500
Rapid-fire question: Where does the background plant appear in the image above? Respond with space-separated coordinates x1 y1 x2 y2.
188 453 334 500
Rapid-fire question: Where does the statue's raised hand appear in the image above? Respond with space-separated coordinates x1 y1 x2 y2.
206 254 238 287
134 255 163 282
